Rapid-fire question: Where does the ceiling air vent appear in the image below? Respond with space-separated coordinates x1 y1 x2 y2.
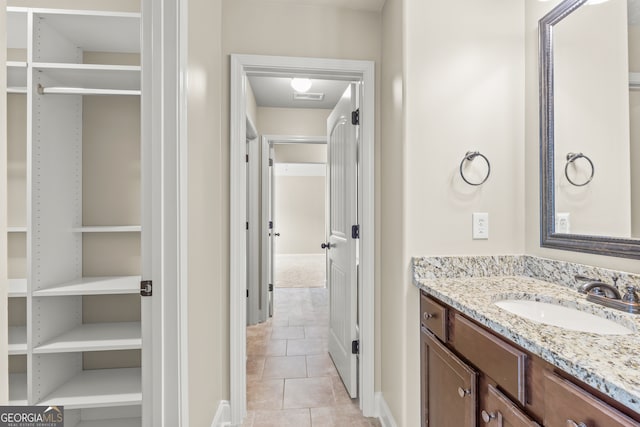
293 92 325 101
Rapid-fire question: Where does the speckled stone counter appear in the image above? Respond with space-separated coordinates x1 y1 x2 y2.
412 255 640 414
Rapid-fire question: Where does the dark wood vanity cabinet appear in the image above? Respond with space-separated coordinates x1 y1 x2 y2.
419 291 640 427
421 327 477 426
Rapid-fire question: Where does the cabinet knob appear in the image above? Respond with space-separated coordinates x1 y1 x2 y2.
566 421 587 427
481 410 496 423
423 312 434 321
457 387 471 398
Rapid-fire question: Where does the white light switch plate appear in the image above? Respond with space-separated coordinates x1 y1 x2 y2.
473 212 489 240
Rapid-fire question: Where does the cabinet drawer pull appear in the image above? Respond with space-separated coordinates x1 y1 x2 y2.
566 421 587 427
457 387 471 398
481 410 496 423
423 312 434 320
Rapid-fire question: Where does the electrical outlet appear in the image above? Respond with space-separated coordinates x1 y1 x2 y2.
556 212 571 234
473 212 489 240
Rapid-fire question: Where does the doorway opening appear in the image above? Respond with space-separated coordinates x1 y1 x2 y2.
230 54 375 426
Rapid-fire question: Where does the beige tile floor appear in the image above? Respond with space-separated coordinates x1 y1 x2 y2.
244 288 381 427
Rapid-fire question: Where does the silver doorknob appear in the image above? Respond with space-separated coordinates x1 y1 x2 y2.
321 242 332 249
481 410 496 423
457 387 471 398
566 421 587 427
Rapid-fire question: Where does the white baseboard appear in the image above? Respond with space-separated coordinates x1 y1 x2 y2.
375 392 399 427
210 400 231 427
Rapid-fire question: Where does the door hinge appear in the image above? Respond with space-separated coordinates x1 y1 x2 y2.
351 109 360 126
247 289 249 297
268 284 273 292
246 154 249 163
246 221 249 230
269 221 273 229
269 158 273 167
351 340 360 355
352 225 360 239
140 280 152 297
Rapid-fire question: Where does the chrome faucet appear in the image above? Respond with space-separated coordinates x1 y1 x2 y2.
575 275 622 299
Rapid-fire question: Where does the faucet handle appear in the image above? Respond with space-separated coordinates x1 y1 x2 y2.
622 286 640 304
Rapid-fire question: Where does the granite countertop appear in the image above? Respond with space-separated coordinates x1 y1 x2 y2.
412 270 640 413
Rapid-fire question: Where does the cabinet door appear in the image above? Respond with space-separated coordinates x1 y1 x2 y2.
544 372 640 427
480 383 540 427
421 328 477 427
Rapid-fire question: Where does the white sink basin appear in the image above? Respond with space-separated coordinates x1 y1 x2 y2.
494 300 633 335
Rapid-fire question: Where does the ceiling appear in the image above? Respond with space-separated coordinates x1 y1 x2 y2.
263 0 385 12
248 76 351 109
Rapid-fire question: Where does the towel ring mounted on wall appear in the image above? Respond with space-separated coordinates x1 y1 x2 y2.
564 152 594 187
459 151 491 186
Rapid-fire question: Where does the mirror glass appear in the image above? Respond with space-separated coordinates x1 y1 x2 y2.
553 0 638 239
540 0 640 258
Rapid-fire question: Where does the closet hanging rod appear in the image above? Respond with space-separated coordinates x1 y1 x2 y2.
37 84 141 96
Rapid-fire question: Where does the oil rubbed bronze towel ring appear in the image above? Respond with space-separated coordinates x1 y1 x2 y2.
564 152 594 187
459 151 491 186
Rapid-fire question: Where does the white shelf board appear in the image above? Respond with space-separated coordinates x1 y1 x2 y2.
77 418 141 427
9 373 28 405
9 326 27 355
38 368 142 409
33 276 141 297
73 225 141 233
9 279 27 298
34 63 140 91
34 322 141 354
32 9 140 54
39 87 141 96
8 226 27 232
8 87 28 94
630 72 640 88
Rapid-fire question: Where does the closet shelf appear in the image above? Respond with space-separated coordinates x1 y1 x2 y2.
34 322 141 354
630 72 640 89
7 87 28 94
8 226 27 232
9 279 27 298
32 9 140 55
9 326 27 355
34 63 140 92
33 276 141 297
73 226 141 233
9 373 28 405
38 367 142 409
77 418 142 427
38 86 141 96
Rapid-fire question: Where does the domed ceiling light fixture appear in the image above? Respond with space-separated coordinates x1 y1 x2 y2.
290 77 312 93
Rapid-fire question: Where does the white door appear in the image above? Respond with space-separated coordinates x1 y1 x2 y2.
268 144 276 317
326 83 359 398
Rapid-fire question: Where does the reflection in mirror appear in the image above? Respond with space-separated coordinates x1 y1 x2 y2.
554 0 634 238
540 0 640 258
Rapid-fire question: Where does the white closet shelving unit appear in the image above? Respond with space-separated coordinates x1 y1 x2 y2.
6 7 144 426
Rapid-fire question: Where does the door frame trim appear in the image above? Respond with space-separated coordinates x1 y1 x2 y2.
230 54 375 425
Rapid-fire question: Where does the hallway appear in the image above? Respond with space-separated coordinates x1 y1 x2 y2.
244 288 380 426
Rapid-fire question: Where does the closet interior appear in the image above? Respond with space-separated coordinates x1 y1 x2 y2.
6 7 144 426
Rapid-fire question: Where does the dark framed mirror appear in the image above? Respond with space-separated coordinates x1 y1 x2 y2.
540 0 640 259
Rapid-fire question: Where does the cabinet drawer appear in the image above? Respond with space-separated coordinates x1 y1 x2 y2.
481 383 540 427
420 293 447 341
452 313 527 405
544 372 640 427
